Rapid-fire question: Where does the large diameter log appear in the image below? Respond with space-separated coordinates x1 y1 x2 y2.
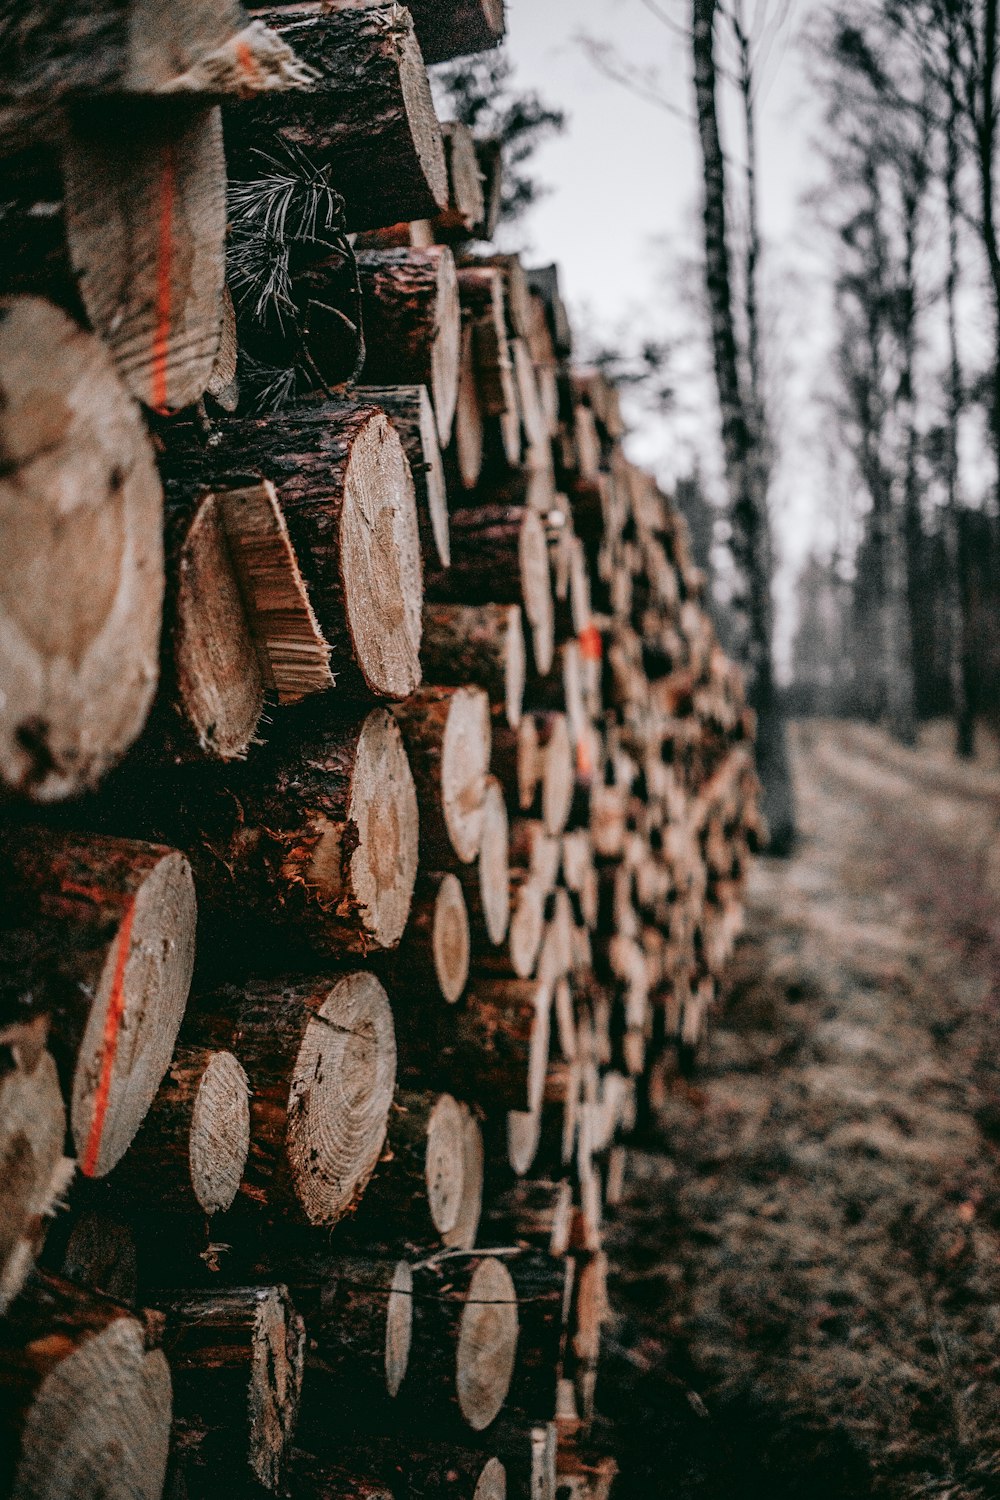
0 1046 73 1314
108 1046 251 1217
152 1284 304 1493
0 296 164 800
162 402 423 701
403 0 505 63
0 1271 172 1500
426 505 554 676
0 830 197 1178
357 384 450 567
409 1257 519 1432
436 120 487 236
422 603 525 729
357 248 461 445
62 103 226 413
226 6 448 231
173 706 418 953
392 685 491 865
187 972 396 1226
380 872 470 1005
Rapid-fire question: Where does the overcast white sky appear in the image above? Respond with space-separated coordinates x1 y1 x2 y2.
497 0 831 662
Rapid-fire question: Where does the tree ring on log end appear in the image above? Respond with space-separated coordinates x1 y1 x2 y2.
504 606 526 728
385 1259 413 1398
456 1259 518 1431
425 1093 466 1238
433 874 470 1004
247 1286 305 1490
0 296 164 801
341 411 423 700
72 850 197 1177
0 1053 68 1314
345 709 419 949
443 1103 483 1252
13 1319 172 1500
474 1457 507 1500
478 777 510 947
188 1051 251 1215
286 972 396 1226
442 686 491 863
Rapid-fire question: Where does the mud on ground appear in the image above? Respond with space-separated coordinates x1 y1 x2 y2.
599 722 1000 1499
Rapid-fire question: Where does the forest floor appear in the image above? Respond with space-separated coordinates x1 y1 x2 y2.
598 720 1000 1500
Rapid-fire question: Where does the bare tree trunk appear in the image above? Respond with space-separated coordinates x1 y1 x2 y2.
691 0 794 851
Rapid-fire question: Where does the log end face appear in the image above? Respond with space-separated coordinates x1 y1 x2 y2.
385 1258 413 1398
474 1457 507 1500
479 777 511 947
188 1051 251 1215
431 246 461 446
398 27 449 214
456 1259 519 1431
424 1092 467 1238
442 685 491 863
349 709 419 950
433 873 470 1004
504 606 525 729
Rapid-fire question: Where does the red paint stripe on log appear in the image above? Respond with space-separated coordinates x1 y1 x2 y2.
578 623 602 662
81 900 136 1176
151 141 176 415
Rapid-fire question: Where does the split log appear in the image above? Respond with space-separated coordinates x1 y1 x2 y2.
226 5 448 231
426 505 554 677
392 685 491 865
408 1256 519 1432
183 971 396 1227
422 603 526 729
435 120 486 236
357 248 461 445
380 873 471 1006
161 402 423 701
357 384 450 568
0 1270 172 1500
402 0 505 63
0 1046 71 1314
153 1284 304 1493
108 1046 251 1217
481 1179 574 1259
341 1089 482 1252
62 103 226 412
0 830 197 1178
0 296 164 800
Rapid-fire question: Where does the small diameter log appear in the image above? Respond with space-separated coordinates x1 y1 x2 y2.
450 322 485 490
226 6 448 231
509 821 562 896
357 248 461 445
436 120 486 236
401 978 551 1115
536 713 574 837
0 1271 172 1500
341 1089 482 1252
425 506 554 677
403 0 505 63
392 685 491 865
174 706 419 954
154 1284 304 1493
0 830 197 1178
62 103 226 412
408 1256 519 1432
448 776 510 949
506 1251 572 1420
0 296 164 800
187 972 396 1227
492 714 541 819
162 402 423 701
108 1046 251 1217
482 1179 574 1259
475 870 544 981
381 873 471 1005
357 384 450 568
422 604 525 730
0 1047 72 1314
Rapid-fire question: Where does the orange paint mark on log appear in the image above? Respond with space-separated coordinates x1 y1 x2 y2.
576 739 593 780
578 623 602 662
151 140 176 415
81 901 136 1177
235 38 259 92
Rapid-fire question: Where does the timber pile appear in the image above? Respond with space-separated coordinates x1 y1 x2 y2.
0 4 762 1498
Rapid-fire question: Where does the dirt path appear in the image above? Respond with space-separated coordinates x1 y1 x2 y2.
600 722 1000 1500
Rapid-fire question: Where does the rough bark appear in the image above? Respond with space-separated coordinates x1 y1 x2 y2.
357 384 450 568
436 120 486 236
392 685 491 865
422 603 525 729
379 872 471 1005
357 249 461 446
0 1046 71 1314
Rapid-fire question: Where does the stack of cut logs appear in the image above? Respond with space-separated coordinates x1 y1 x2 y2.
0 4 762 1498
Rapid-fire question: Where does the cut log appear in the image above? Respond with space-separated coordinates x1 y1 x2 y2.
108 1046 251 1217
226 5 448 231
0 296 164 800
408 1256 518 1432
402 0 505 63
507 1251 572 1420
0 1046 71 1314
450 323 485 490
341 1089 482 1251
142 707 419 953
392 685 491 865
482 1179 574 1259
448 776 510 948
357 384 450 568
0 1270 172 1500
153 1284 304 1493
401 977 551 1114
357 248 461 445
535 712 574 837
161 402 423 701
436 120 486 236
62 103 226 412
509 821 562 896
0 830 197 1178
184 971 396 1227
381 873 471 1005
492 714 541 818
422 603 525 729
